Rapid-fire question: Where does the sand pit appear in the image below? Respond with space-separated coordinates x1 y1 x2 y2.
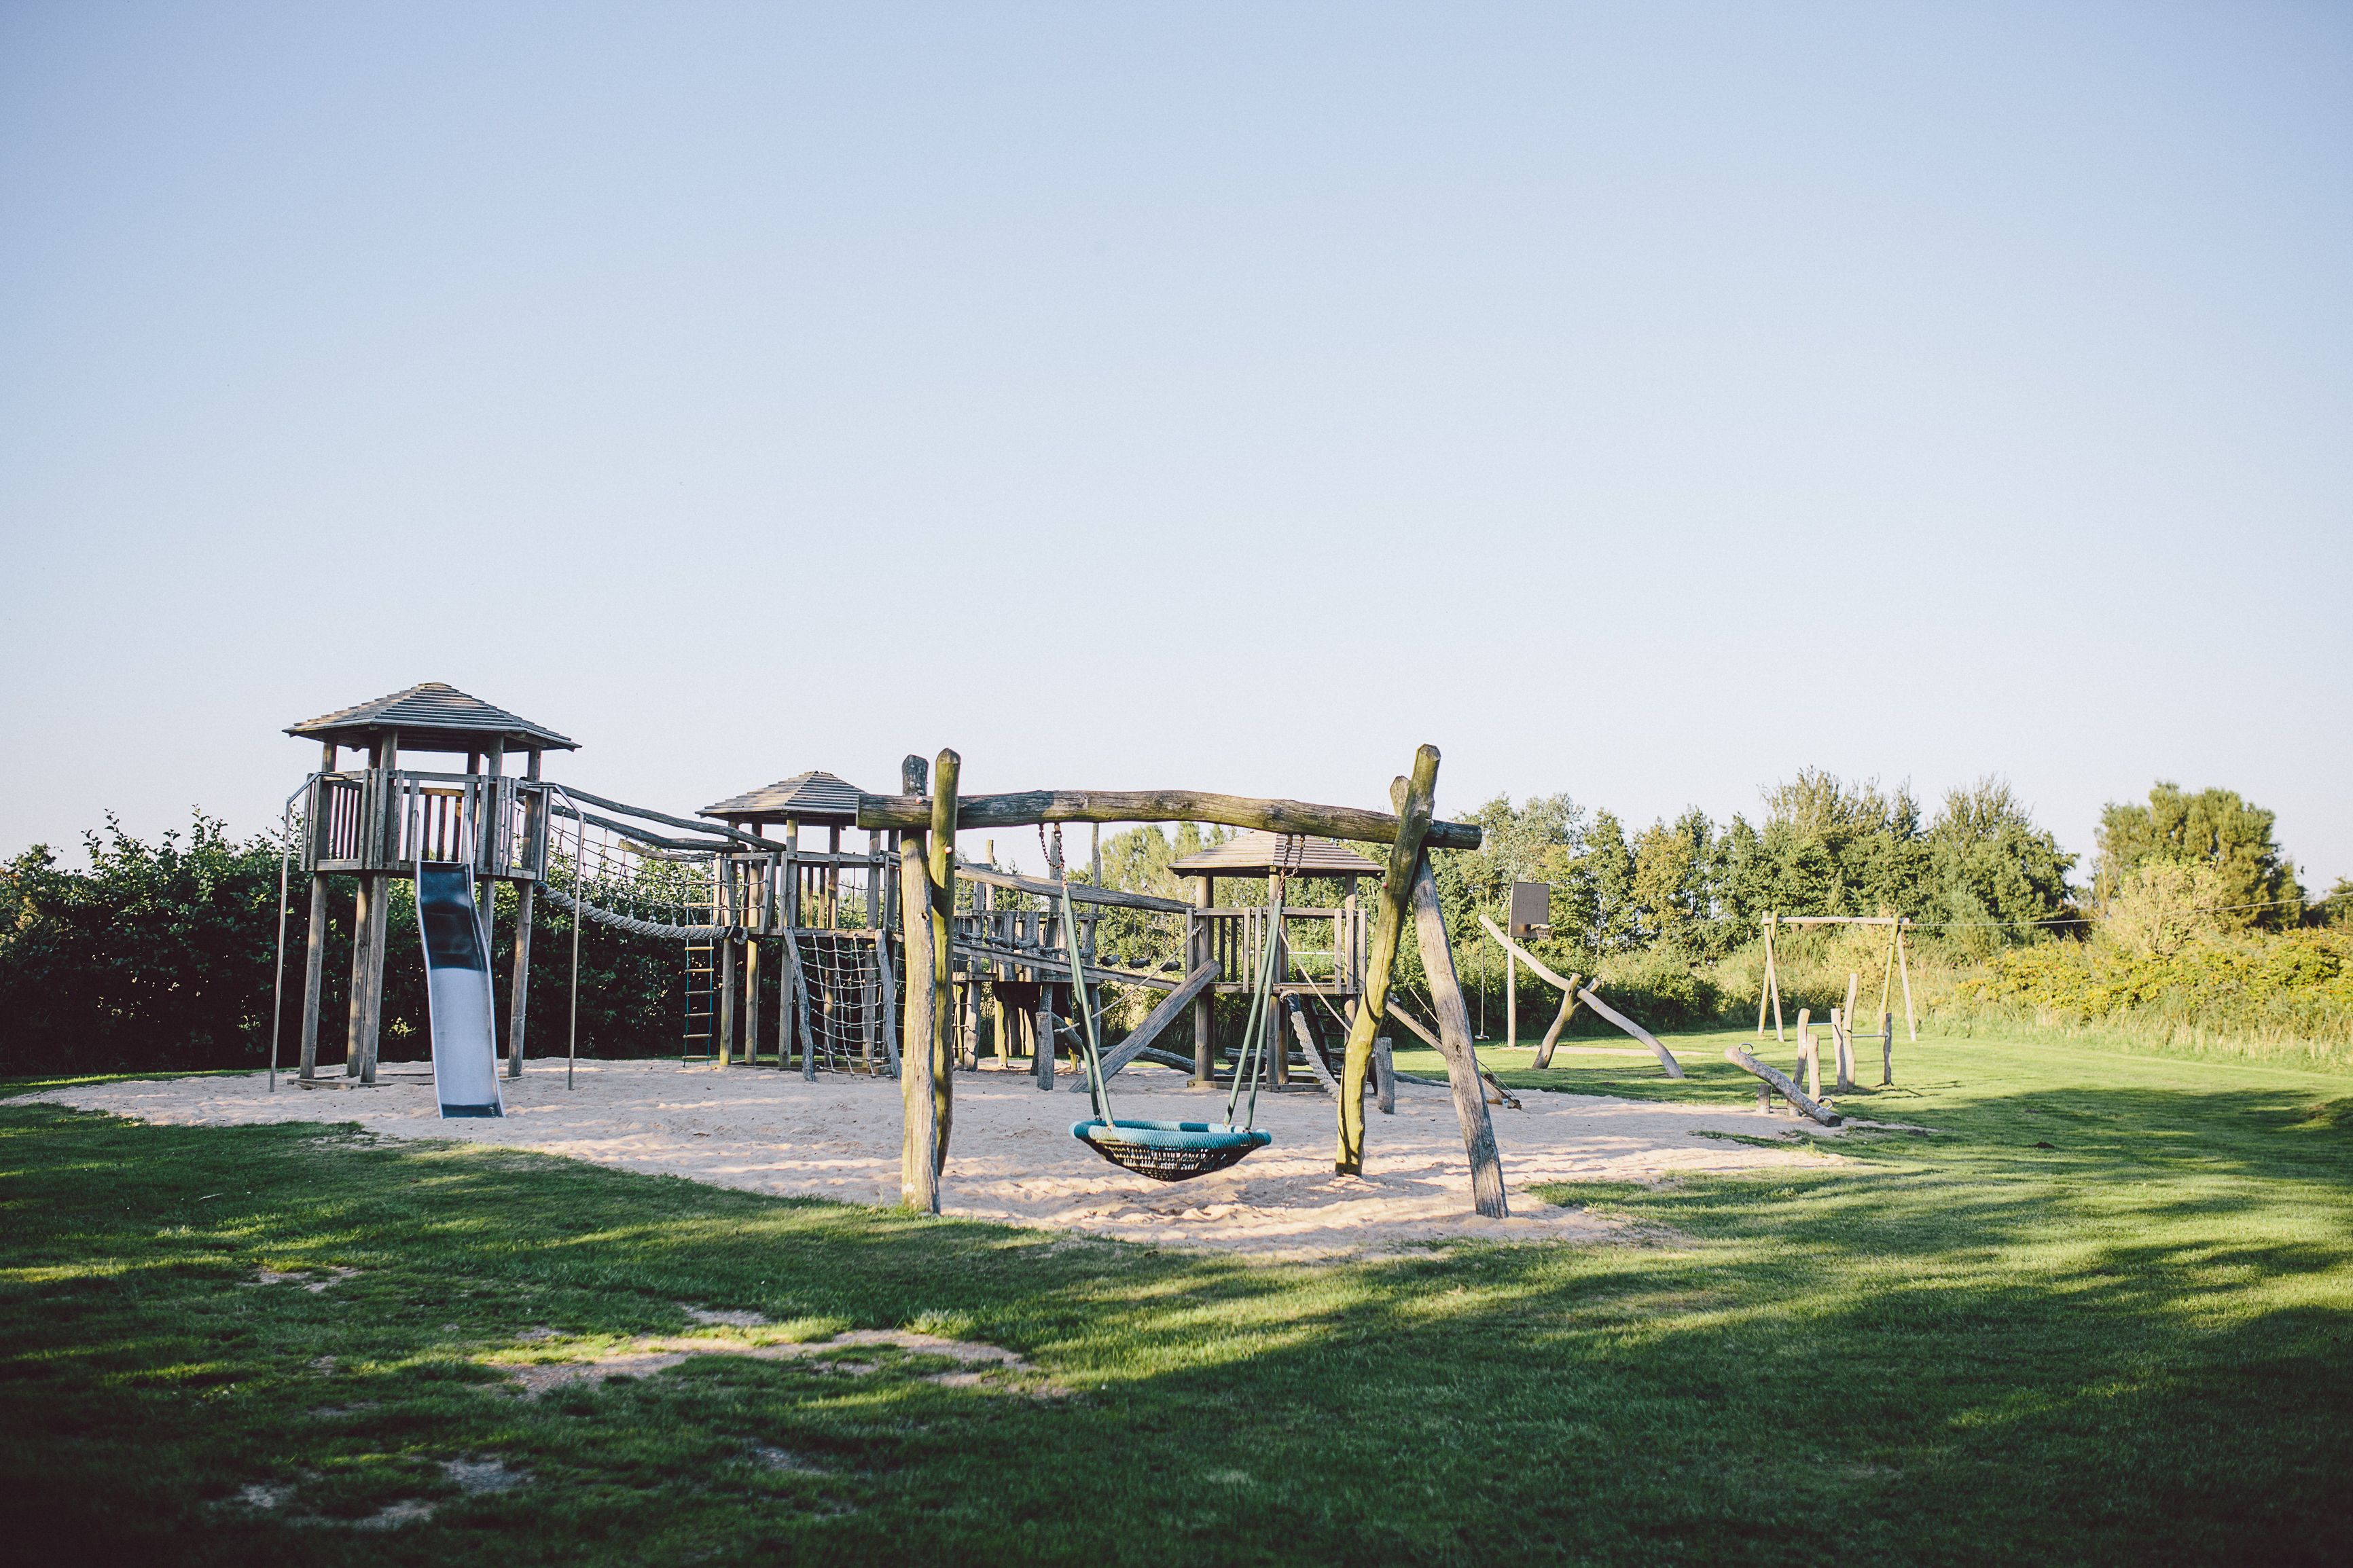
26 1061 1842 1258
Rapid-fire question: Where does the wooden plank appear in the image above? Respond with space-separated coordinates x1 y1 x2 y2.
1409 855 1509 1217
1335 749 1439 1176
856 787 1484 852
1725 1045 1844 1127
1092 960 1222 1082
953 860 1190 913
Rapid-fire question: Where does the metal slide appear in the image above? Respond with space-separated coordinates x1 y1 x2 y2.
416 860 505 1118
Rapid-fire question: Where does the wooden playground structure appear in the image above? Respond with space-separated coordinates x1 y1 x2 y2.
274 683 1510 1217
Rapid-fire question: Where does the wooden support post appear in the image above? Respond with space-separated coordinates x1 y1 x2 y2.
1835 972 1859 1092
505 748 541 1078
1530 976 1583 1069
1373 1038 1395 1114
1803 1023 1821 1101
298 871 329 1080
926 750 958 1171
1897 922 1918 1041
717 860 737 1068
1506 945 1517 1051
1191 877 1214 1085
1335 748 1437 1176
1036 996 1058 1091
1409 854 1509 1217
897 754 938 1211
1882 1010 1894 1085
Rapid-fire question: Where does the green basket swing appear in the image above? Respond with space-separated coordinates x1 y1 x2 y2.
1059 880 1282 1182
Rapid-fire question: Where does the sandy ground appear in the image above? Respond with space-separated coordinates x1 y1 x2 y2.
27 1060 1841 1258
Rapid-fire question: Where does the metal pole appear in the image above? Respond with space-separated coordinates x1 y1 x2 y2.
568 797 584 1090
267 792 300 1093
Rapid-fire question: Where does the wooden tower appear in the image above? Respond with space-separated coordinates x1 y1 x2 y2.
285 682 576 1085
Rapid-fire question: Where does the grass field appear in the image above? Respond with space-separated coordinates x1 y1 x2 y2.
4 1028 2349 1565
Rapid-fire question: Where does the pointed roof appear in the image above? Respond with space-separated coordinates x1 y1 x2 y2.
1170 831 1380 881
287 682 577 754
700 769 864 827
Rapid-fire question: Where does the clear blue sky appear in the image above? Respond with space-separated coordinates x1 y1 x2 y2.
3 3 2347 888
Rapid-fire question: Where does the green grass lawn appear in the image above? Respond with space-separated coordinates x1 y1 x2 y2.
4 1028 2349 1565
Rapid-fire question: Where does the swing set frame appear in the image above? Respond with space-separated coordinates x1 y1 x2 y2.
1754 912 1918 1045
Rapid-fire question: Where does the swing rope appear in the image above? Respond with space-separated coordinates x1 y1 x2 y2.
1064 881 1279 1181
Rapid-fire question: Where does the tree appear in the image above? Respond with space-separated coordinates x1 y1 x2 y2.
2095 784 2301 929
1924 777 2077 951
1630 809 1719 953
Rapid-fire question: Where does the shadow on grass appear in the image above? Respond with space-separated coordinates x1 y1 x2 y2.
1 1077 2349 1567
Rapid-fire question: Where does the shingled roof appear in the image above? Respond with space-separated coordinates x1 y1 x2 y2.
287 682 577 753
700 770 864 827
1170 831 1381 881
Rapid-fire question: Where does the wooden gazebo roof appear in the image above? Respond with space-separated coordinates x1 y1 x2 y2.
1170 831 1381 881
700 770 863 828
287 682 577 754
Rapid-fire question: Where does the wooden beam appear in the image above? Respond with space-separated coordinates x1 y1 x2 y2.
953 860 1191 913
1088 960 1222 1082
1409 855 1509 1217
1335 748 1438 1175
857 787 1483 852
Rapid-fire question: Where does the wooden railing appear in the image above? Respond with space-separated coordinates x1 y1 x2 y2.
300 769 543 881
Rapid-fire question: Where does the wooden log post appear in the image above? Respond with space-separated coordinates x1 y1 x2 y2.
297 743 334 1081
1836 972 1860 1091
926 750 959 1173
1191 877 1214 1085
348 733 397 1084
1409 854 1510 1217
1882 1010 1894 1087
1725 1045 1843 1127
1530 975 1584 1068
1335 748 1438 1175
505 748 543 1079
298 870 331 1080
1036 996 1058 1091
896 753 939 1211
1373 1038 1395 1114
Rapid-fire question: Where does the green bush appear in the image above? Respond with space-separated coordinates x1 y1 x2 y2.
0 812 687 1078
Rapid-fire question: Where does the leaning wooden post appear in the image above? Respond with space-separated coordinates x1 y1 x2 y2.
1333 748 1437 1174
897 752 939 1212
926 749 960 1177
1409 854 1510 1216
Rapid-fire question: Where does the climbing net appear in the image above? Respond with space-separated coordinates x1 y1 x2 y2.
786 930 901 1074
540 803 726 939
